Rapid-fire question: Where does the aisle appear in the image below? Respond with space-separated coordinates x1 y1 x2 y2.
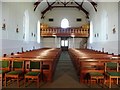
41 51 87 88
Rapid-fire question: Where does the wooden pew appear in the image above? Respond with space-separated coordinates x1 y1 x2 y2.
68 48 113 75
68 48 120 85
1 48 61 83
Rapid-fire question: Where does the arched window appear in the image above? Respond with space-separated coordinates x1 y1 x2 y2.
61 18 69 28
37 20 40 43
101 10 108 41
90 21 93 43
23 10 29 42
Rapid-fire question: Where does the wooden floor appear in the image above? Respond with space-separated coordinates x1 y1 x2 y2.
1 51 120 88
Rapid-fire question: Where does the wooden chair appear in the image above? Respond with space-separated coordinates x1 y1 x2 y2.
81 61 105 86
89 70 105 86
105 62 120 88
5 60 24 87
0 60 10 76
0 60 10 85
24 61 41 88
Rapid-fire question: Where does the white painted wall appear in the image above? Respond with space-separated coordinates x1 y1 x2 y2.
0 1 2 89
1 2 41 56
69 38 83 48
42 8 88 27
41 38 58 48
118 1 120 55
42 37 82 48
0 1 2 57
87 2 118 55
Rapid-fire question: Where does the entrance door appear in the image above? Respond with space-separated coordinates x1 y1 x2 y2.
61 37 69 51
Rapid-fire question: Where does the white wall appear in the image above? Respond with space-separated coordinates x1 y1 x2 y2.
69 38 83 48
41 37 58 48
1 2 41 56
118 1 120 55
87 2 118 55
42 37 82 48
42 8 88 27
0 1 2 57
0 1 2 89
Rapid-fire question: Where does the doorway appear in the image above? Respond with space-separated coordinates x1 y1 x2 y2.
61 37 69 51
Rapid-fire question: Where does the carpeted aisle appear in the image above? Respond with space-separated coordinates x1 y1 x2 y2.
41 51 87 88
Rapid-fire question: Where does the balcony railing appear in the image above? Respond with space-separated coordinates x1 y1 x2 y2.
40 27 89 37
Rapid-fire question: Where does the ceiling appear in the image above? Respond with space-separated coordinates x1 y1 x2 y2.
34 0 97 19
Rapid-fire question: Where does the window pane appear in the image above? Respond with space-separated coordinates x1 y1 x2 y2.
65 40 68 46
90 21 93 43
61 40 64 46
61 18 69 28
37 21 40 43
23 10 29 42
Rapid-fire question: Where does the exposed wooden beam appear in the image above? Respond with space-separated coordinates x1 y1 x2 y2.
81 0 84 6
46 0 50 6
41 1 56 19
40 0 97 19
34 0 43 11
63 1 70 6
41 14 45 19
60 0 66 6
87 0 97 12
88 0 97 5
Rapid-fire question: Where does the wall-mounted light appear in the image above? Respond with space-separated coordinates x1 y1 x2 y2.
94 34 96 37
2 19 6 30
16 25 19 33
97 33 99 37
113 28 116 34
112 25 116 34
31 32 33 36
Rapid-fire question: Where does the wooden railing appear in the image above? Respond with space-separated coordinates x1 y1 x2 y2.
40 27 89 37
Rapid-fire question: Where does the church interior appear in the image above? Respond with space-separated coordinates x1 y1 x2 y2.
0 0 120 89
